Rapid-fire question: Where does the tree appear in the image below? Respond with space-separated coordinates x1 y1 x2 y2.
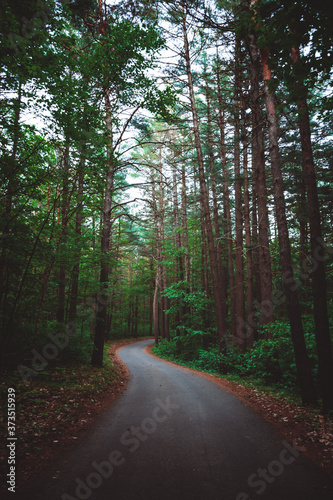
180 0 226 342
248 0 333 410
90 1 172 365
243 0 317 405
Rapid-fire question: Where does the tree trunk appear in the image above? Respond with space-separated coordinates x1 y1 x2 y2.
149 254 154 337
57 142 70 325
234 44 245 350
134 294 138 338
291 46 333 411
172 158 184 283
206 85 228 335
216 56 236 340
251 190 261 314
69 154 84 322
181 152 190 285
151 169 162 343
153 267 160 345
182 5 226 341
91 2 116 366
91 89 115 366
247 32 273 328
260 46 317 406
159 159 169 340
241 102 255 348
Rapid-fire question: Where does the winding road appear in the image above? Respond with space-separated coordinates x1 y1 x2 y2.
17 339 333 500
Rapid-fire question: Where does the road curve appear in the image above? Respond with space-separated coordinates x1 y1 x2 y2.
16 339 333 500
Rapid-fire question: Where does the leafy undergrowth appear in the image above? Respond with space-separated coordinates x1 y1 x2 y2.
13 360 116 451
151 343 333 478
0 338 143 484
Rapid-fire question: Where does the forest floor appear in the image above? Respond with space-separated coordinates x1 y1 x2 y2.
1 337 332 488
0 337 140 486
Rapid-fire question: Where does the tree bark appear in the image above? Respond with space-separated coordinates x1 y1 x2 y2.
247 32 273 328
153 266 160 345
181 153 190 285
234 42 245 350
181 6 226 341
171 140 183 279
206 85 228 335
241 102 255 348
151 168 162 343
291 46 333 411
216 56 236 340
260 46 317 406
69 154 84 322
91 88 115 366
159 159 169 341
57 142 70 325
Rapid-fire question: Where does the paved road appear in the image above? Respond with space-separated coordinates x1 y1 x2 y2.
15 339 333 500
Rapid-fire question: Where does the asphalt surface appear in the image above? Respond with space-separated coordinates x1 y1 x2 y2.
14 339 333 500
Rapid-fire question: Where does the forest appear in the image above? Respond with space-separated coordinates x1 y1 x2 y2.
1 0 333 413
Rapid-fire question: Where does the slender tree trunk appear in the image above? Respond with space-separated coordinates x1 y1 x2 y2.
247 32 273 329
163 270 170 341
159 160 169 340
298 185 308 263
291 46 333 411
181 153 190 285
69 154 84 322
172 163 184 282
241 103 254 348
91 2 116 366
134 294 138 338
127 303 131 335
234 44 245 350
91 89 115 366
216 57 236 339
159 288 165 339
182 5 226 341
153 267 160 345
206 85 228 334
151 171 162 343
149 255 154 337
199 197 208 295
251 163 261 320
172 162 182 326
127 257 133 335
57 142 70 325
260 46 317 406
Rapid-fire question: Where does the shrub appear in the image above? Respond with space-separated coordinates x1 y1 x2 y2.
153 318 320 392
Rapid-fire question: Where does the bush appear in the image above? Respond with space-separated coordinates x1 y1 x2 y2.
192 348 221 372
153 338 178 359
153 318 320 392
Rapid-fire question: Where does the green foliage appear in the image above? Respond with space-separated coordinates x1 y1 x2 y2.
153 319 321 395
44 320 94 363
174 327 211 360
236 0 333 106
162 281 214 330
